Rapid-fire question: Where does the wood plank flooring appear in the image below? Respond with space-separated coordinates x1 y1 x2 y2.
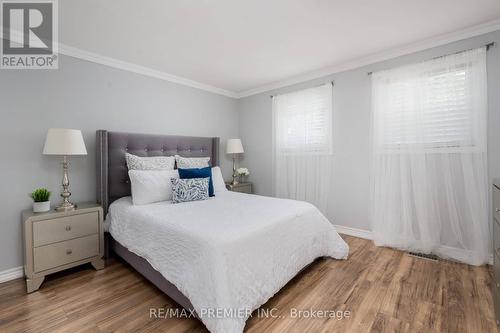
0 235 497 332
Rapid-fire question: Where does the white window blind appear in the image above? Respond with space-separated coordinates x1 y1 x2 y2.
273 83 332 154
372 47 487 151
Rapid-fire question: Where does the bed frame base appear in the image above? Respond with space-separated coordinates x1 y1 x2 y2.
109 236 195 312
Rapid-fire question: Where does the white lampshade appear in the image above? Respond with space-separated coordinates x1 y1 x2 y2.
43 128 87 155
226 138 244 154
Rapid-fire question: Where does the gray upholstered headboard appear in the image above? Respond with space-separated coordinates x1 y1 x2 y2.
96 130 220 215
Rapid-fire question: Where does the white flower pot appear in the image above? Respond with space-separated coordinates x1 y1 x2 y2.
33 201 50 213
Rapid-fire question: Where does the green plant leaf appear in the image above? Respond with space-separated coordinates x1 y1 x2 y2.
30 188 51 202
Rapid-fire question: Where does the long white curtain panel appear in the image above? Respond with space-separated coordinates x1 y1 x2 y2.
370 47 489 265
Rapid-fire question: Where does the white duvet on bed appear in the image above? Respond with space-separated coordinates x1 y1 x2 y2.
108 191 348 333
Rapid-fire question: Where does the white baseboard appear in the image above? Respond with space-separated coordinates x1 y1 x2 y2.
0 266 24 284
334 224 373 240
334 224 493 265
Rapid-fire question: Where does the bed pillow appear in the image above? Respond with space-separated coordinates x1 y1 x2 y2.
126 153 175 170
211 166 227 194
175 155 210 169
171 178 209 203
129 169 179 205
178 167 214 197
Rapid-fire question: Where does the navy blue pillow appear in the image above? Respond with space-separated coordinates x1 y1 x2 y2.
178 167 214 197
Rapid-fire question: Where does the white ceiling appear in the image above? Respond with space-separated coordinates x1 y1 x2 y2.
60 0 500 96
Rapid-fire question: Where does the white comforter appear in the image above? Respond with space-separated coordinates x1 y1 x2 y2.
108 191 348 333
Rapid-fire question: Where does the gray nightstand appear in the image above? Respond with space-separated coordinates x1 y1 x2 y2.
22 202 104 293
226 182 253 194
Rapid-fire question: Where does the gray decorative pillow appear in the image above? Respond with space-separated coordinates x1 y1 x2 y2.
171 177 209 203
126 153 175 170
175 155 210 169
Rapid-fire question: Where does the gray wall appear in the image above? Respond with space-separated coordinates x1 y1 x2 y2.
2 31 500 273
0 55 239 272
238 30 500 232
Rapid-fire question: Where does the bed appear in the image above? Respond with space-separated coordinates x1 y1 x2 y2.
96 130 349 333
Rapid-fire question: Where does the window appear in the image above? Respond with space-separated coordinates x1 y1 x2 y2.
272 83 334 213
372 47 486 151
273 83 332 154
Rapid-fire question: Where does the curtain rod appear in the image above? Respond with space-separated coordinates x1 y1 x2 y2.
270 81 334 98
366 42 495 76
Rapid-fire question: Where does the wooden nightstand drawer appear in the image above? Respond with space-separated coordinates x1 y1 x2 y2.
33 234 99 272
23 203 104 292
226 182 252 194
33 212 99 247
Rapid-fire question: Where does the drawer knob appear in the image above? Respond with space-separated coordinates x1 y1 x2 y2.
496 208 500 213
65 225 72 231
66 249 72 255
497 282 500 288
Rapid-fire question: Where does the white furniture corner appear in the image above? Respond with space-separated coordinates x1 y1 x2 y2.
492 179 500 324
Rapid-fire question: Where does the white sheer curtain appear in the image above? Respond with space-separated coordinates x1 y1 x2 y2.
370 47 489 265
273 83 333 213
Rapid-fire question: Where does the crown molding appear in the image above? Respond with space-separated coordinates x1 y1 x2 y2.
236 18 500 98
58 44 239 98
1 29 238 98
3 19 500 99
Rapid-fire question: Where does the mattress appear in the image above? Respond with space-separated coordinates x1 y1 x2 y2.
108 191 349 333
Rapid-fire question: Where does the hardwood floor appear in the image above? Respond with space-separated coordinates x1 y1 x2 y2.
0 235 497 332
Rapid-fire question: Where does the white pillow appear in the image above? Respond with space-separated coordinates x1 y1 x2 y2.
171 178 209 204
175 155 210 169
129 169 179 205
211 166 227 194
126 153 175 170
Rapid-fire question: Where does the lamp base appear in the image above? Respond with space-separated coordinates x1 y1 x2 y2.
231 155 239 186
55 202 77 212
56 156 76 212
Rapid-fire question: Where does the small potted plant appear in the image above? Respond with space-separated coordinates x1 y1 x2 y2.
236 167 250 183
30 188 51 213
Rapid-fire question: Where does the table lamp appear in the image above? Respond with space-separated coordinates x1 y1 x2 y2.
226 138 244 185
42 128 87 211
